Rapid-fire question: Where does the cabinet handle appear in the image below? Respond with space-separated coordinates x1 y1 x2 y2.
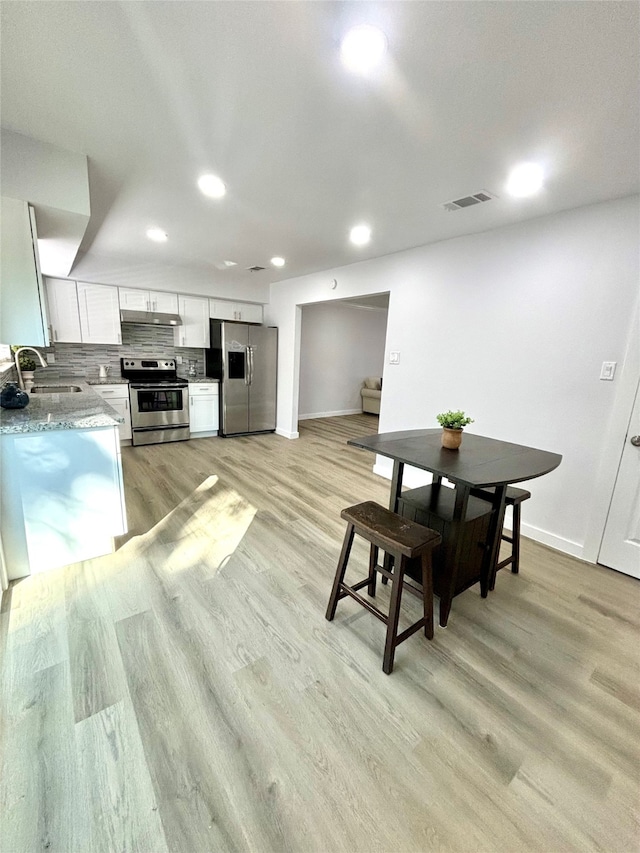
117 332 121 344
153 299 157 310
125 399 129 410
54 328 58 341
146 300 151 311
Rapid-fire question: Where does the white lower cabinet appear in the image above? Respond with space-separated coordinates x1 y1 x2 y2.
189 383 219 436
0 425 127 580
92 384 132 442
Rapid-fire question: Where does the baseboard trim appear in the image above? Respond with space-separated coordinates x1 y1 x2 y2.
298 408 361 420
372 461 585 561
276 428 299 440
520 523 584 560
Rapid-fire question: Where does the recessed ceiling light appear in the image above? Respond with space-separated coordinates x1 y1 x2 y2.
506 162 545 197
146 227 168 243
271 256 285 267
349 224 371 246
223 260 237 267
198 174 226 198
340 25 387 74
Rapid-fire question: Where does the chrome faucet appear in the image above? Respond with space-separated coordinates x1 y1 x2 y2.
14 347 48 390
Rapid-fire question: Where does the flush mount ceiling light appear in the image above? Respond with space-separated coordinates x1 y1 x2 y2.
146 227 168 243
198 173 227 198
270 256 285 267
223 260 237 267
340 25 387 74
506 162 545 197
349 224 371 246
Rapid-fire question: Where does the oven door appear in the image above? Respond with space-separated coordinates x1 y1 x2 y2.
130 384 189 429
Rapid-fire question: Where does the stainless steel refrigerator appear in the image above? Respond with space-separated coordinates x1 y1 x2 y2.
205 320 277 436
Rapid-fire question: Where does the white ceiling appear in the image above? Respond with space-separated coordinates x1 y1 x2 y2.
2 1 639 288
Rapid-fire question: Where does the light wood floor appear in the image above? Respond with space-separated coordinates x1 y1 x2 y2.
1 414 639 853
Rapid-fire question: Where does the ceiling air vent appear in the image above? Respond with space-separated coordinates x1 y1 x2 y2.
247 265 266 272
442 190 497 212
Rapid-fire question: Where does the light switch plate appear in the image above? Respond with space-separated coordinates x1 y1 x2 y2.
600 361 616 380
389 351 400 364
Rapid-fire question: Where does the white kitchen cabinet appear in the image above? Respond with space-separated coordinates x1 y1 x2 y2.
209 299 263 324
45 277 82 343
0 425 127 580
1 197 49 346
119 288 178 313
189 383 219 435
77 281 122 344
92 384 132 442
176 295 209 348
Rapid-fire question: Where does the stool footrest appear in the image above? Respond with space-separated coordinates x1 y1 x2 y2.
338 584 387 623
395 618 430 646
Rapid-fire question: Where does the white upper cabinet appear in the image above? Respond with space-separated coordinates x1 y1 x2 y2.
119 288 178 313
209 299 263 324
45 278 82 343
237 302 263 324
1 197 49 346
175 295 209 348
77 281 122 344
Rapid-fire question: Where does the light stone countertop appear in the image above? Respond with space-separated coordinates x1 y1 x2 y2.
0 379 124 434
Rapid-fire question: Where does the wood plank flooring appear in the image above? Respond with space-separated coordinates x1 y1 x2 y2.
1 414 639 852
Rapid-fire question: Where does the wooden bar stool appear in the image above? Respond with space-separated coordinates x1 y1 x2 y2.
471 485 531 585
325 501 441 674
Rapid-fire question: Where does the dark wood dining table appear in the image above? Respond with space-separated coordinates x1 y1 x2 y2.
348 429 562 626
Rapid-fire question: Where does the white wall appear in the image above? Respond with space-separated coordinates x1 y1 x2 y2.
266 195 640 561
299 301 388 418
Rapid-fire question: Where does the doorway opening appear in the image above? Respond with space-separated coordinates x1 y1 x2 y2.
298 293 389 429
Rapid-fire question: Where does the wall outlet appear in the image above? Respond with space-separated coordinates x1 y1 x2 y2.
600 361 616 380
176 355 183 364
389 351 400 364
47 353 55 364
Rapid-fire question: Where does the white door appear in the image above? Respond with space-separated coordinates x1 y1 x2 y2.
45 278 82 342
176 296 209 347
119 288 150 311
598 379 640 578
209 299 236 321
78 282 122 344
149 290 178 313
238 302 263 324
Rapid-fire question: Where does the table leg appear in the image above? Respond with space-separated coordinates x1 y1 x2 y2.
483 484 507 594
382 461 404 584
439 485 470 627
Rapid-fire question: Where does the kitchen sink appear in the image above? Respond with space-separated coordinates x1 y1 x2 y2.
30 385 82 394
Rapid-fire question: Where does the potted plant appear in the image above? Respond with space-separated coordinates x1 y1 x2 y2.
436 410 474 450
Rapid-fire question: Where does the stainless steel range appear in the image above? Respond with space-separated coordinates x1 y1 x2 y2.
121 358 189 446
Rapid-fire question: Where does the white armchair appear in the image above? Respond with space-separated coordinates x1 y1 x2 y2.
361 377 382 414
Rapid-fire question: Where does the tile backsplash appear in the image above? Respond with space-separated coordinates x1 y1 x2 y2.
37 325 206 381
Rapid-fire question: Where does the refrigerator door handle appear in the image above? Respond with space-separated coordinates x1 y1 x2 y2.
248 346 254 386
244 346 251 386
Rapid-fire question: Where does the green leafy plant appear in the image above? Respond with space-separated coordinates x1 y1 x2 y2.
10 346 36 371
436 410 474 430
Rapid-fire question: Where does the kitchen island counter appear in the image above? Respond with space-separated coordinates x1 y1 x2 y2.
0 380 123 434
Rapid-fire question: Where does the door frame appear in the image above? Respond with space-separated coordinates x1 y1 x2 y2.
583 304 640 564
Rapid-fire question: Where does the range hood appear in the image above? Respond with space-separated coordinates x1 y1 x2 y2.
120 309 182 327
